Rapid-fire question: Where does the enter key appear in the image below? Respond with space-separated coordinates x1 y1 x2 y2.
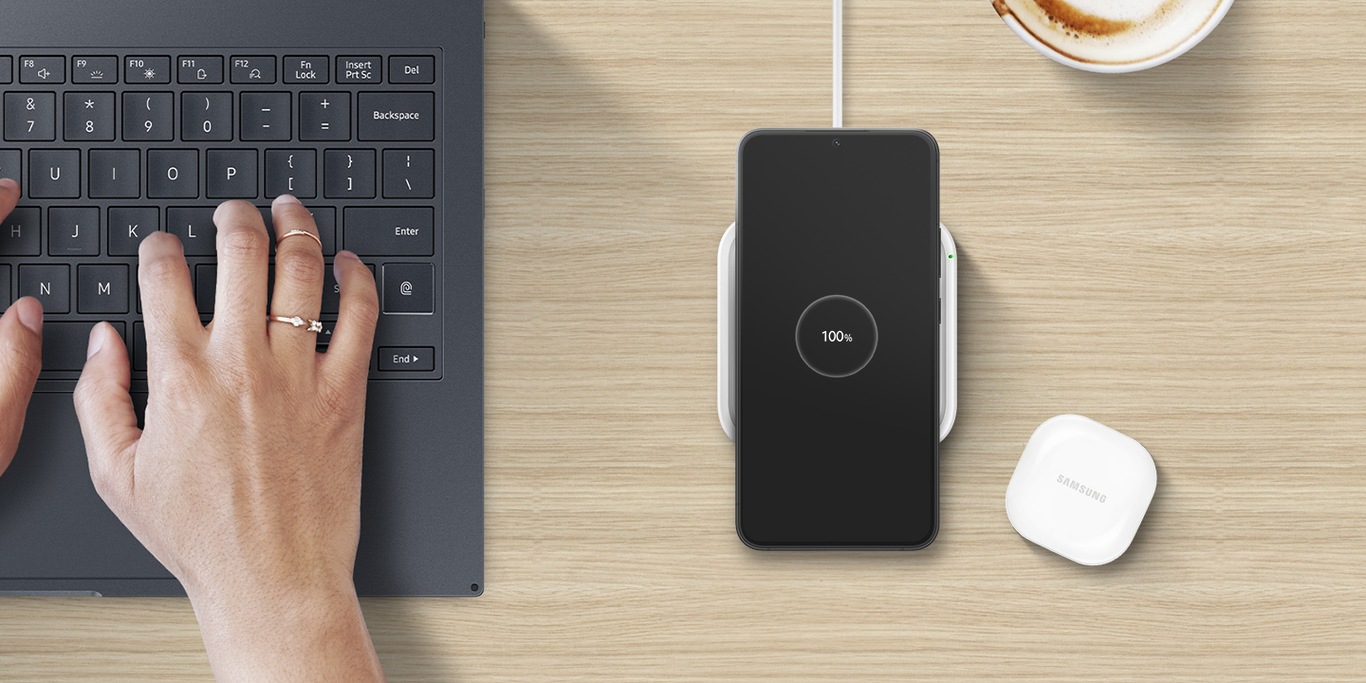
343 207 433 256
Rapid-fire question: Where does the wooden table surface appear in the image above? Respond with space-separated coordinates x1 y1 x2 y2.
4 1 1366 680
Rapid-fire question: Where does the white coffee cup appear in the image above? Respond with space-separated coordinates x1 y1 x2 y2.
993 0 1235 73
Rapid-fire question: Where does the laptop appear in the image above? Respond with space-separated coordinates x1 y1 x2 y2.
0 0 484 596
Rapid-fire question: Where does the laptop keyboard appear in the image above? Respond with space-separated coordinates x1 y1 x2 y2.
0 52 442 385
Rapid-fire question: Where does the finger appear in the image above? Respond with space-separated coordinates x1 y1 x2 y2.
138 232 205 359
321 251 379 382
267 195 325 353
0 177 20 218
0 297 42 477
210 200 270 341
74 323 141 506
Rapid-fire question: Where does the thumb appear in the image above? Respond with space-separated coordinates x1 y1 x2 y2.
0 297 42 478
73 322 141 505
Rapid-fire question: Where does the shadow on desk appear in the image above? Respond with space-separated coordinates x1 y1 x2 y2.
364 600 464 681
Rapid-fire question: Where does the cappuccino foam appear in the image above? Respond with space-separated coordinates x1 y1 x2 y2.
996 0 1226 66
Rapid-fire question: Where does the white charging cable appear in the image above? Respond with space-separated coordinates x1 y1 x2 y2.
833 0 843 127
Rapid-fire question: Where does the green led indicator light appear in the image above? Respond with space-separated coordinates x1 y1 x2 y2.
948 254 954 259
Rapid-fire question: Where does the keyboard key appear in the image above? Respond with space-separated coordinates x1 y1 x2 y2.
358 92 434 141
122 92 174 141
108 207 160 256
48 207 100 256
379 347 435 371
299 92 350 141
321 263 340 313
0 265 9 305
257 207 274 242
181 92 233 141
43 322 125 372
63 92 116 141
206 150 258 199
241 92 291 142
4 93 56 141
133 322 147 371
0 149 19 181
125 56 171 84
78 264 129 314
283 56 329 84
147 149 199 198
0 207 40 255
317 319 337 349
324 149 375 199
264 205 335 255
321 260 373 314
231 56 276 84
19 264 69 314
265 149 317 199
178 56 224 84
261 203 335 250
19 56 64 84
337 56 382 84
382 149 435 198
89 149 140 198
343 207 433 256
381 263 434 314
389 56 435 84
72 56 119 84
167 207 218 256
27 149 80 198
132 392 148 427
0 56 10 85
195 264 216 313
311 207 337 255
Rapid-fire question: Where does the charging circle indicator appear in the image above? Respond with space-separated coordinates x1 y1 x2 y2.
795 295 878 378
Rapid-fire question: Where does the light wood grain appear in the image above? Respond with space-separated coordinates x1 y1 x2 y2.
4 1 1366 680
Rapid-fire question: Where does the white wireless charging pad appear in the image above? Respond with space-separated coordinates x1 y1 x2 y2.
717 223 958 442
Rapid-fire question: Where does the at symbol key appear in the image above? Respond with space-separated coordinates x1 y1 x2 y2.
382 264 434 314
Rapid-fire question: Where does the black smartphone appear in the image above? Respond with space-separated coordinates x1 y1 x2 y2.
736 129 939 549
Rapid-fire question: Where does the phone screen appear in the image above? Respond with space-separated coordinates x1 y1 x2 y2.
737 130 939 548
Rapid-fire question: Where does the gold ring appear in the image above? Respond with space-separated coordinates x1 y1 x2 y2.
279 229 323 249
268 315 324 333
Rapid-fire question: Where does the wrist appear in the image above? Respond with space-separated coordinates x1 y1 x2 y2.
183 562 356 612
190 580 383 682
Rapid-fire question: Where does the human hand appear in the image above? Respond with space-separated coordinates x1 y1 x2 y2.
73 196 385 681
0 178 43 480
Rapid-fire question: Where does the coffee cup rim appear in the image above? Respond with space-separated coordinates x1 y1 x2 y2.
998 0 1236 74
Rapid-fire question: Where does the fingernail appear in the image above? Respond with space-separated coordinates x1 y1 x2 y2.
86 323 107 359
0 177 18 192
15 297 42 335
274 193 301 206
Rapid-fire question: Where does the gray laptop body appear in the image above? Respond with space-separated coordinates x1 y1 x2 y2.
0 0 484 596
